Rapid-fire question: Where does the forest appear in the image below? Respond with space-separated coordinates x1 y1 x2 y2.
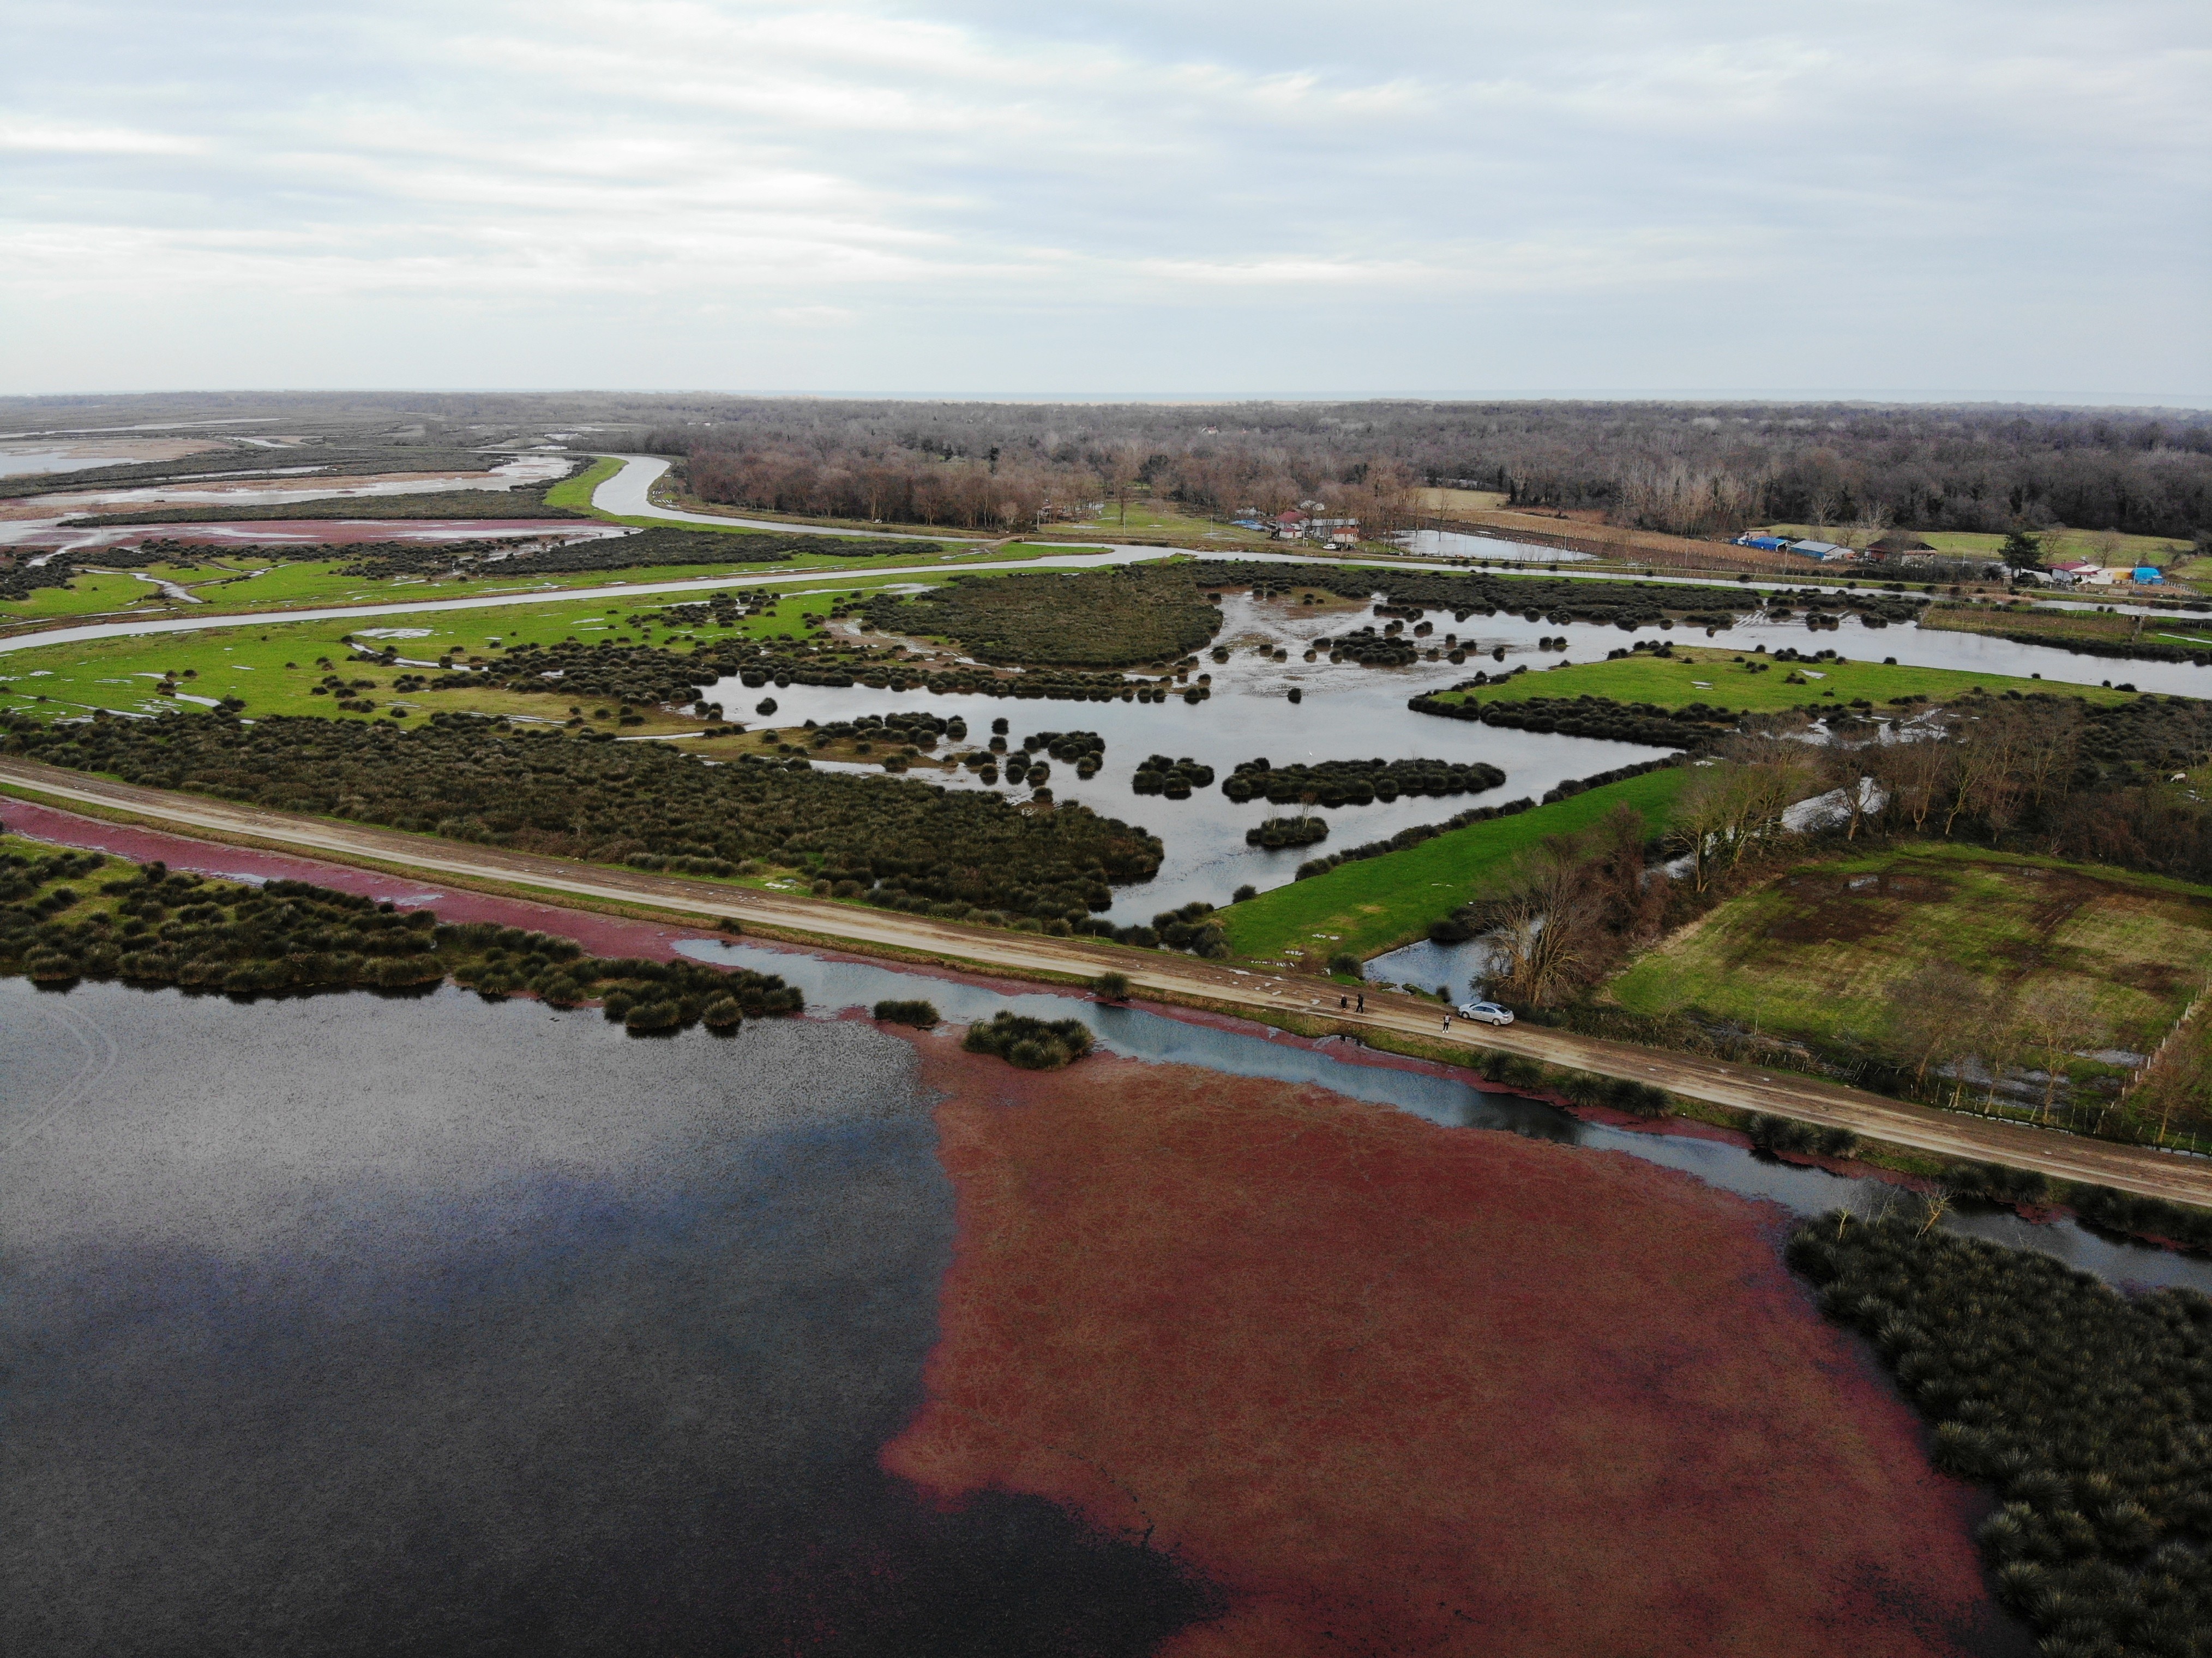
8 392 2201 539
634 398 2212 540
0 713 1165 931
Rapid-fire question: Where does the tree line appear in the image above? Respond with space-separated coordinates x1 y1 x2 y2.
633 398 2210 540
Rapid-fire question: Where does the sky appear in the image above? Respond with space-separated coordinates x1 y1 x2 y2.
2 0 2206 402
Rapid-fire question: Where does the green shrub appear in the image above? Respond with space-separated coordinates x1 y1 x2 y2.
1327 953 1363 978
1223 756 1507 807
872 998 940 1028
1608 1079 1673 1119
962 1010 1095 1070
1092 971 1131 1002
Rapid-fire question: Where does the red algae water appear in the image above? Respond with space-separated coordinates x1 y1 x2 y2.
885 1043 2009 1657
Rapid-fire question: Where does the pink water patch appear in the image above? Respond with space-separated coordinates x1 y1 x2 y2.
0 519 620 549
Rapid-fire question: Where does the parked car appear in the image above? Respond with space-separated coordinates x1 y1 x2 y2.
1457 1001 1514 1026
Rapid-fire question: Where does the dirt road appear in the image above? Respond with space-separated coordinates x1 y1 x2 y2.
5 754 2209 1207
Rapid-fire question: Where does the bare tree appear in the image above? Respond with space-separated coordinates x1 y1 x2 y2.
2013 983 2101 1125
1471 833 1606 1005
1866 715 1954 834
1886 963 1991 1092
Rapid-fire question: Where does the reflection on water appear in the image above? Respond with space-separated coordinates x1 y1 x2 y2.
1365 933 1504 1000
0 979 1216 1657
670 936 2212 1296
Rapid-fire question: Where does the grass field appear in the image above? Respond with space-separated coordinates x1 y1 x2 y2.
1920 603 2212 654
1427 645 2138 714
1606 844 2212 1124
1222 767 1688 963
1414 486 1510 514
542 455 621 512
0 536 1116 635
0 573 948 732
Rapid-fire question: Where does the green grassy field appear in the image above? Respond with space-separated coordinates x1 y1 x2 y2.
1606 844 2212 1119
1221 767 1689 964
0 534 1123 635
1426 645 2138 714
1919 604 2212 655
542 455 621 512
0 574 942 731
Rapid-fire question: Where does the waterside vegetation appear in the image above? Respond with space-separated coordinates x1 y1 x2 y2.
0 837 802 1031
1789 1214 2212 1657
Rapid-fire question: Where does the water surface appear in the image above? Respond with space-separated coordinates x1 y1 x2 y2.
1 979 1214 1657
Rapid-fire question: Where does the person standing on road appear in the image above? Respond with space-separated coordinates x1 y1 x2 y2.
1442 1013 1451 1032
1356 993 1365 1013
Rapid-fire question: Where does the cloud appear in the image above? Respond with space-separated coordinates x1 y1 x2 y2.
0 0 2203 396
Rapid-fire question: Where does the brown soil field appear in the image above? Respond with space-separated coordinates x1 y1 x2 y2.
883 1046 2013 1657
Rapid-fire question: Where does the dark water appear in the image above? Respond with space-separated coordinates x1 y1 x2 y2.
1 980 1216 1657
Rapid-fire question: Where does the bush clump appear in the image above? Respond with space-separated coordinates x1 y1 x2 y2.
1132 755 1216 797
0 849 804 1035
962 1009 1095 1070
863 564 1222 666
1223 755 1506 807
1746 1113 1861 1157
1246 815 1329 849
1411 692 1732 749
872 998 940 1028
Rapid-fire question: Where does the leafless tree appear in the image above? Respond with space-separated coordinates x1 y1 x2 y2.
1886 964 1991 1092
2013 983 2100 1125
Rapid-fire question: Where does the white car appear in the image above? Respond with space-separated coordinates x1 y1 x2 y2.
1457 1001 1514 1026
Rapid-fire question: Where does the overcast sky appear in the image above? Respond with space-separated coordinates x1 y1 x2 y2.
3 0 2205 401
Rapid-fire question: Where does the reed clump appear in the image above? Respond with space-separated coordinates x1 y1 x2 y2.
872 999 940 1028
962 1010 1095 1070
